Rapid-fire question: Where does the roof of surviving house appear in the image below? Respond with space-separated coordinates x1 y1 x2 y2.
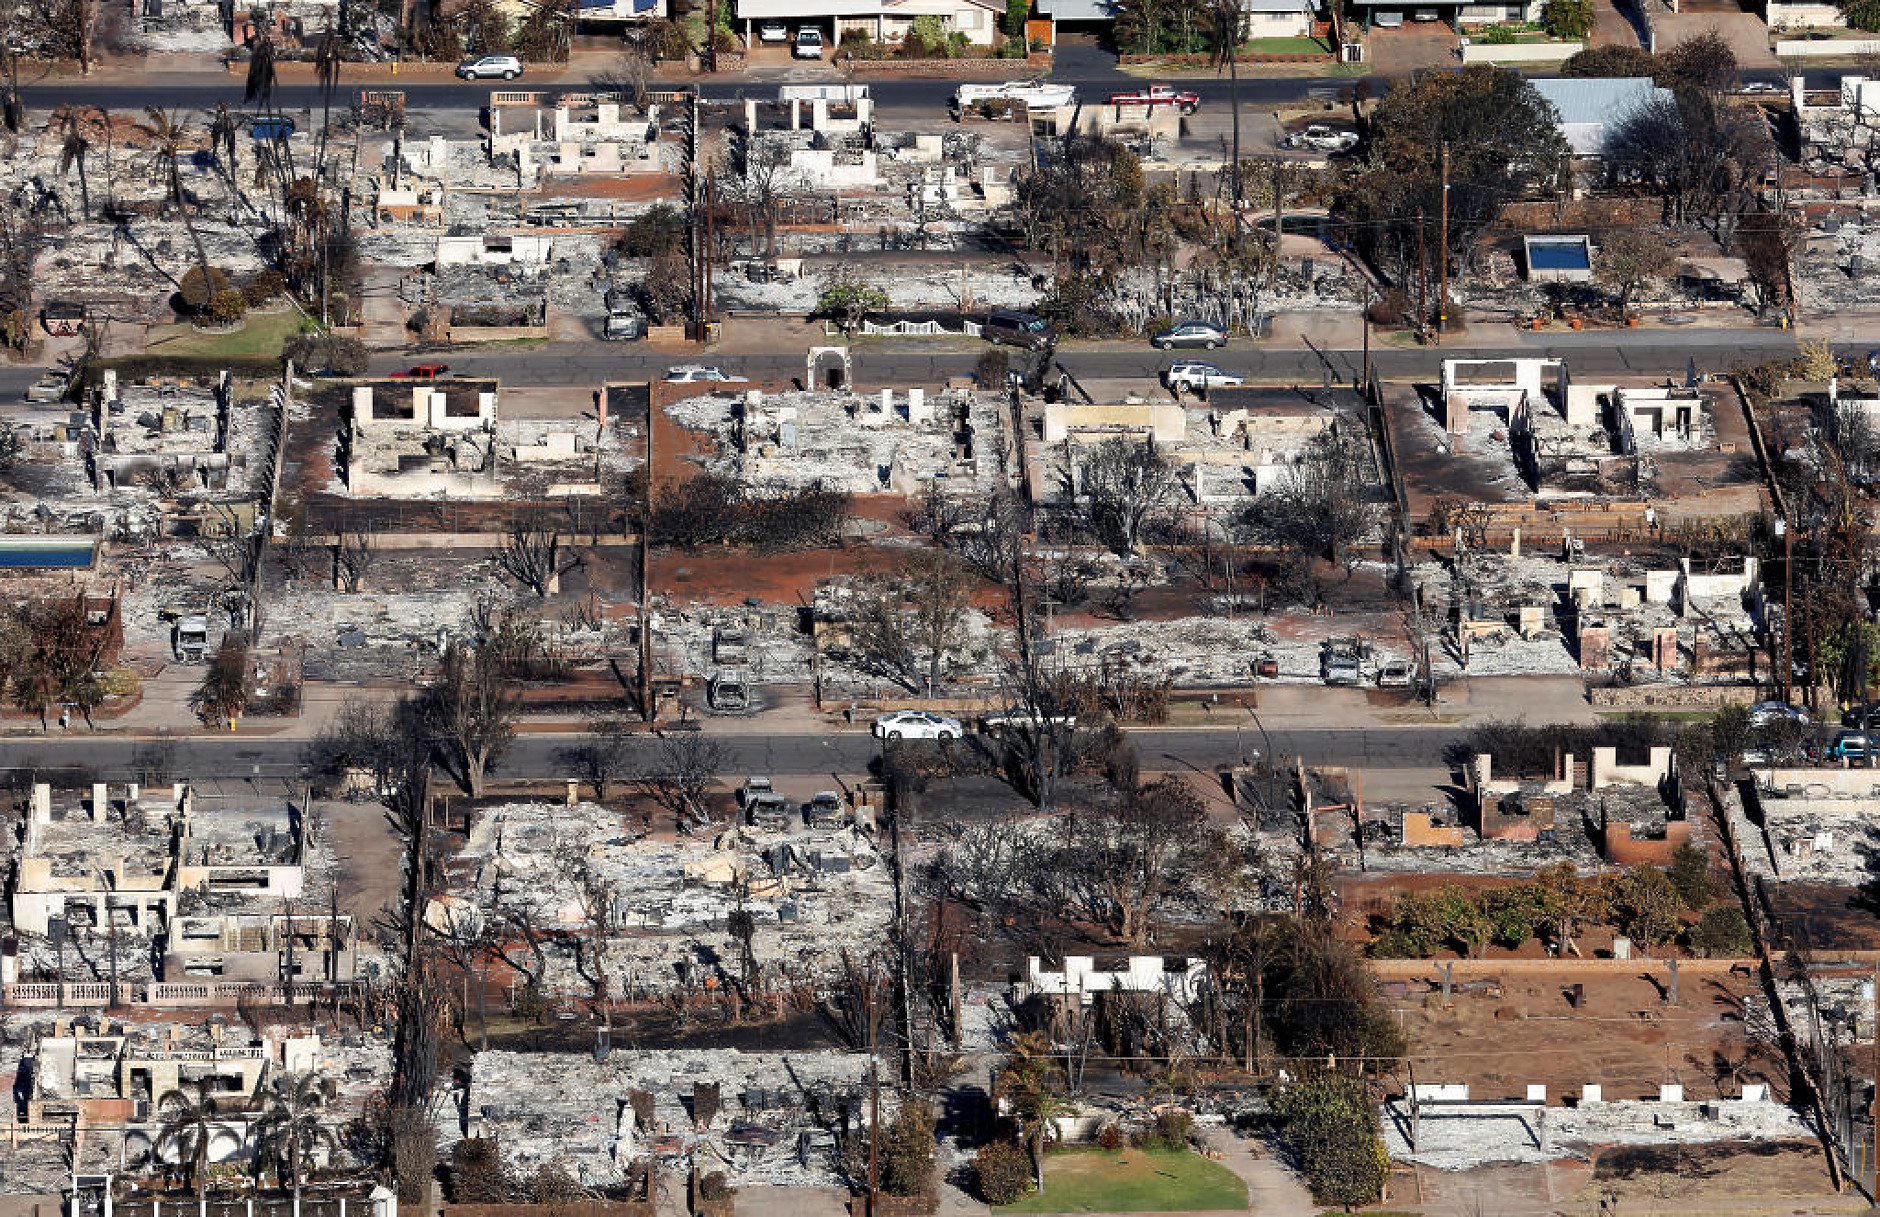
1038 0 1116 16
735 0 1001 16
1530 77 1673 154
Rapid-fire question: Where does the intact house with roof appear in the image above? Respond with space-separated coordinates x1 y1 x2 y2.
1531 76 1674 161
1040 0 1313 34
733 0 1005 48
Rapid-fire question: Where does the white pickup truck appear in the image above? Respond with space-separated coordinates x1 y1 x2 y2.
953 80 1075 110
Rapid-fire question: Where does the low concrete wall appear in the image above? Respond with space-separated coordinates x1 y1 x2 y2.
1369 956 1750 977
1777 36 1880 54
1460 39 1582 62
445 323 549 342
845 54 1051 75
1589 685 1759 709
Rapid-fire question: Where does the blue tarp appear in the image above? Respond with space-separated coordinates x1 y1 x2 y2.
0 546 93 569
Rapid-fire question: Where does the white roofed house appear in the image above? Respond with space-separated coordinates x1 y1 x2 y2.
736 0 1006 47
1531 76 1675 158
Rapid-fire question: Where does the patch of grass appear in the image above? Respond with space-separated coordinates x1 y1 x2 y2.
996 1147 1247 1213
1238 35 1329 53
145 308 307 360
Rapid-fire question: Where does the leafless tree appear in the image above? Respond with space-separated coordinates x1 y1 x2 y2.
555 714 635 799
848 549 974 695
333 523 377 593
1040 777 1232 946
725 136 800 260
1078 435 1179 556
567 847 619 1031
1240 427 1376 605
498 511 585 598
424 639 519 796
638 733 729 832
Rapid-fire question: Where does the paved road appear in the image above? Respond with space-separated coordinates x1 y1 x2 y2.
367 328 1807 388
0 725 1458 781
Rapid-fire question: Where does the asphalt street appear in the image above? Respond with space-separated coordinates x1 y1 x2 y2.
366 329 1811 388
0 725 1458 781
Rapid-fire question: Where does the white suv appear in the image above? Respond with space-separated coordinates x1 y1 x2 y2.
1166 361 1244 392
457 54 522 80
794 28 824 58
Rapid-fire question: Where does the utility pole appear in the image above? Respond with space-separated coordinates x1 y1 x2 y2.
867 955 880 1217
1361 278 1372 393
1870 960 1878 1200
1784 523 1795 707
1436 142 1450 346
1415 213 1427 344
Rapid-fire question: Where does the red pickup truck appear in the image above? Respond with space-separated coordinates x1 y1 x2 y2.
1107 84 1201 114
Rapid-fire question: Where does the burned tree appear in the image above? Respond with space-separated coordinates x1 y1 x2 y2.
333 523 377 593
498 511 585 598
556 714 635 799
850 549 975 695
639 733 729 832
1043 777 1230 946
1079 435 1178 556
423 639 519 797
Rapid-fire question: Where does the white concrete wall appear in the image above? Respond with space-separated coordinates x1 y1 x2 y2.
1460 39 1582 62
1590 745 1671 789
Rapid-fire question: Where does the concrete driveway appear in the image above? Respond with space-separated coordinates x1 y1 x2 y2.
1653 11 1780 66
1364 22 1458 76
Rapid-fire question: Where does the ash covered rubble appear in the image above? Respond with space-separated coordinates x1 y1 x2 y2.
668 385 1006 498
0 780 356 989
435 800 894 1000
1314 744 1692 873
1728 766 1880 888
452 1048 888 1191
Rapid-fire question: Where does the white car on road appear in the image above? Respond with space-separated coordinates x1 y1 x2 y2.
873 710 964 740
954 80 1076 110
1165 361 1245 392
665 365 746 384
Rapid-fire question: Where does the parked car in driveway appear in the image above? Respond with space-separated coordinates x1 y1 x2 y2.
1152 319 1227 350
1165 361 1244 392
456 54 522 80
757 19 788 41
872 710 964 740
794 27 824 58
1283 124 1358 152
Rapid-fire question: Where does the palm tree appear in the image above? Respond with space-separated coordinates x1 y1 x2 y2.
1208 0 1243 236
994 1031 1066 1194
154 1080 221 1201
314 27 342 181
254 1074 338 1207
144 108 216 309
59 109 92 220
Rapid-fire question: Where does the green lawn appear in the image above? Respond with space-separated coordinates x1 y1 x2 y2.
1238 36 1329 53
998 1148 1248 1213
145 308 307 359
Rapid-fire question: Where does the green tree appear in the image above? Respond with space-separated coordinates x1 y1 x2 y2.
1710 703 1751 759
816 266 889 334
253 1074 337 1207
1561 43 1662 78
881 1101 936 1197
1666 840 1717 909
994 1032 1065 1194
1613 864 1684 948
1482 883 1552 948
1847 0 1880 31
1541 0 1594 38
1344 68 1569 289
189 637 251 727
1005 0 1029 34
154 1080 221 1201
1270 1073 1389 1209
1687 904 1752 957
